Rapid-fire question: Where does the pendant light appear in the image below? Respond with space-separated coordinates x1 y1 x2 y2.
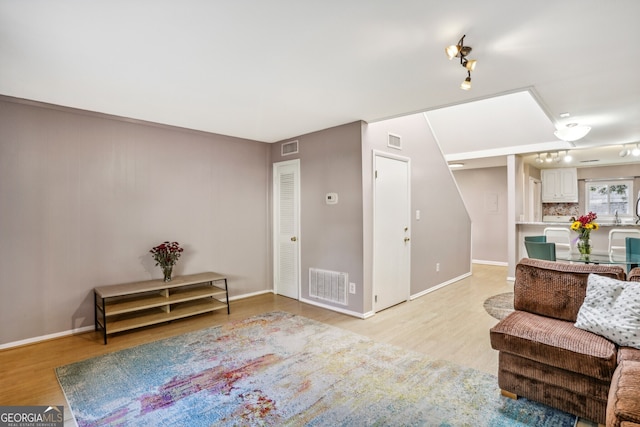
445 35 477 90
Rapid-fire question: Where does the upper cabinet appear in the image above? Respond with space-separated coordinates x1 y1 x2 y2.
541 168 578 202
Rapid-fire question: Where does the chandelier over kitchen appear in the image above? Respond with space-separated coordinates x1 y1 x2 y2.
445 34 477 90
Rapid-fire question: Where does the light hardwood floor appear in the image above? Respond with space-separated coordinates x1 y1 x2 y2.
1 263 592 425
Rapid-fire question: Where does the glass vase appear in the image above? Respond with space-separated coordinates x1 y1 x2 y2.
161 265 173 282
577 237 592 259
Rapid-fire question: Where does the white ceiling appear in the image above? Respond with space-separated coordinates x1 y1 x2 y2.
1 1 639 168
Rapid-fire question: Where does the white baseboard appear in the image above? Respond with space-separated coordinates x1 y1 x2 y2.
298 297 366 319
1 271 500 350
0 290 275 350
0 325 95 350
472 259 508 266
228 289 273 301
410 271 472 300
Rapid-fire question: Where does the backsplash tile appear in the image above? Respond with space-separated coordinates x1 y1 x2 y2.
543 203 580 217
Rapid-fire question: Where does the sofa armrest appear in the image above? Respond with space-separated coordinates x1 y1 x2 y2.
514 258 627 322
607 360 640 427
629 268 640 282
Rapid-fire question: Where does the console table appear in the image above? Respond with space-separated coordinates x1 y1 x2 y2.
94 272 229 344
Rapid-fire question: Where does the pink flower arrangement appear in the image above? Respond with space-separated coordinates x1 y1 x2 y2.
150 241 184 268
570 212 599 236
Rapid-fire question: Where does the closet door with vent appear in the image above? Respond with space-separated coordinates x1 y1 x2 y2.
273 159 300 299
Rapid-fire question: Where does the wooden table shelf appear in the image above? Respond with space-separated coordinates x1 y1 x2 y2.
94 272 229 344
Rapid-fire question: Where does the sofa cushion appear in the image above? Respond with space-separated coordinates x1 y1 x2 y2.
514 259 626 322
607 360 640 427
575 274 640 350
490 310 617 381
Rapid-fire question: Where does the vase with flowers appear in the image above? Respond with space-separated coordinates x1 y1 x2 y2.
150 241 184 282
570 212 599 258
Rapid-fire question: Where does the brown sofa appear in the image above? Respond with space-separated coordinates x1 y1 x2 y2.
490 258 640 426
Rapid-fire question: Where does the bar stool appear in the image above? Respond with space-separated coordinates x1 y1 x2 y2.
609 229 640 255
544 227 572 256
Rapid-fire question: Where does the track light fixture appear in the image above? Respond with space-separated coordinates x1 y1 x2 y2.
445 35 477 90
620 145 631 157
535 151 573 165
563 150 573 163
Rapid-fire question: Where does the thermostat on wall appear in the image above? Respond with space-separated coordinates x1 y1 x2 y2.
326 193 338 205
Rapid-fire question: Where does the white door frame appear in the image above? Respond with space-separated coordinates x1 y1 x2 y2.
372 150 411 312
272 159 301 299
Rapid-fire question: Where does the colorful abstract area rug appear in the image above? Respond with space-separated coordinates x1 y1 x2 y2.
56 311 576 426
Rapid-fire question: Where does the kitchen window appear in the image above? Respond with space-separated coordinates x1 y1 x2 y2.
585 179 634 221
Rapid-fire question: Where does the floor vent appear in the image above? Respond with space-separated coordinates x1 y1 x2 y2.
388 133 402 150
281 140 299 156
309 268 348 305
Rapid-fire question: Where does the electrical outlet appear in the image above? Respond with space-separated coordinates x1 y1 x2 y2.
436 263 440 272
349 282 356 294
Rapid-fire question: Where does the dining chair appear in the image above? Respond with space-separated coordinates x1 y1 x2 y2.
524 235 546 242
626 237 640 272
524 241 557 261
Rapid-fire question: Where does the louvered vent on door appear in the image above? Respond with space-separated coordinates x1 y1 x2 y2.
388 133 402 150
309 268 348 305
279 171 296 286
281 140 299 156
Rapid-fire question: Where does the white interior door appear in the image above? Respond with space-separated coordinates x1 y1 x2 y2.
373 153 410 312
273 160 300 299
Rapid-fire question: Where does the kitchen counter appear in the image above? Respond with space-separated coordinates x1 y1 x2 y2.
516 221 640 262
517 221 640 227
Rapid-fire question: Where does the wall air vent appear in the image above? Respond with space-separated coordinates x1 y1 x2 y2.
309 268 348 305
281 140 299 156
388 133 402 150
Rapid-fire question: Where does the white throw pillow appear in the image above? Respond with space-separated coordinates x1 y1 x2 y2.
575 274 640 349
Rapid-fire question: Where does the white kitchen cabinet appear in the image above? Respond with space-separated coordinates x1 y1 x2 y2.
541 168 578 202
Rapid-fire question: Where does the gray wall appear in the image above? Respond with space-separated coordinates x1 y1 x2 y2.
271 114 473 316
0 96 474 344
0 98 271 345
363 113 472 306
271 122 365 314
453 166 509 264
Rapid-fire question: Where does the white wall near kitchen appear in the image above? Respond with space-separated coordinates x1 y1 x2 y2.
453 167 508 265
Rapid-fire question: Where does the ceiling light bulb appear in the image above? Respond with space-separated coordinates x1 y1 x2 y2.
632 145 640 156
545 153 553 163
564 151 572 162
554 124 591 142
445 45 460 60
620 146 630 157
535 154 544 164
554 153 561 163
460 72 472 90
464 59 477 71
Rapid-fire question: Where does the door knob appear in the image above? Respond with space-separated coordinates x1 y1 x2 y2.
291 236 297 242
404 237 410 242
